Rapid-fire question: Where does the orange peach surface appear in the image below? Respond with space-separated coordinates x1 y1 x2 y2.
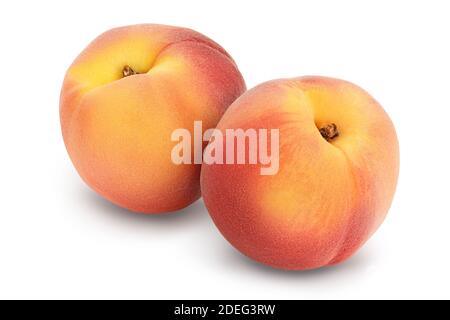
201 76 399 270
60 24 245 213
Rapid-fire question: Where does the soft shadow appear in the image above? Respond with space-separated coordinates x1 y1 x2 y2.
79 187 209 228
220 244 374 279
78 184 373 278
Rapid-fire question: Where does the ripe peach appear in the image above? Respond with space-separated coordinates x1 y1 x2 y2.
60 24 245 213
201 76 399 270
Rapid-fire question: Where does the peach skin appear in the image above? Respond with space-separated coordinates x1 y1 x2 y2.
201 76 399 270
60 24 246 213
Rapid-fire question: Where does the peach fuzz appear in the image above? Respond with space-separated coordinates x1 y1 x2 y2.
201 76 399 270
60 24 245 213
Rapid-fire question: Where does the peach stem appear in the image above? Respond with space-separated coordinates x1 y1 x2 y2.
122 65 139 78
319 123 339 141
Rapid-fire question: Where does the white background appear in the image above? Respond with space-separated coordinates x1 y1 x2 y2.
0 0 449 299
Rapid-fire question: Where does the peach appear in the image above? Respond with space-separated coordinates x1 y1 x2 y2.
201 76 399 270
60 24 245 213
